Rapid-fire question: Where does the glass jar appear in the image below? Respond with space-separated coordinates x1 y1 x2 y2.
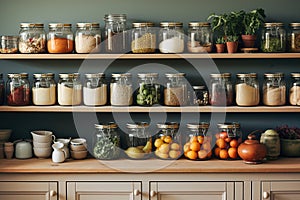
235 73 260 106
184 122 212 160
261 23 286 53
110 73 133 106
136 73 161 106
159 22 184 53
18 23 46 53
75 23 101 53
0 36 18 53
191 85 209 106
6 73 30 106
210 73 233 106
93 123 120 160
288 23 300 52
58 73 82 106
263 73 286 106
83 73 107 106
32 73 56 105
125 122 152 159
187 22 212 53
131 22 156 53
289 73 300 105
104 14 128 53
0 73 4 105
154 122 181 159
164 73 187 106
47 23 74 53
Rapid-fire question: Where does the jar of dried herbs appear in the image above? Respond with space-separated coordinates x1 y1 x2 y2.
288 23 300 52
261 23 286 53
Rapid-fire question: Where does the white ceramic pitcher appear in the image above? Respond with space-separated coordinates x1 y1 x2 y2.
52 142 66 163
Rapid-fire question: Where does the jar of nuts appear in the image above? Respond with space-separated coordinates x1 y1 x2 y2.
131 22 156 53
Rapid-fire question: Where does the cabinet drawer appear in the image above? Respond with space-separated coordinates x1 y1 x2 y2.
261 181 300 200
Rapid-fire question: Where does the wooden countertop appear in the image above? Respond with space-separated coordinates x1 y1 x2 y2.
0 157 300 174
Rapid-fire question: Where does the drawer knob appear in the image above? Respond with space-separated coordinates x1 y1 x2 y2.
263 191 269 199
133 189 141 196
50 190 57 197
150 190 156 197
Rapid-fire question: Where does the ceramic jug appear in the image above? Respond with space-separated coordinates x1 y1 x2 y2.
54 138 70 159
52 142 66 163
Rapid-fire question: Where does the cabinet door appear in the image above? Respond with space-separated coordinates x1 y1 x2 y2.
261 181 300 200
67 181 142 200
0 181 58 200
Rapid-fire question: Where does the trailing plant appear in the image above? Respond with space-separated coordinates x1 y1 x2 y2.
242 8 266 35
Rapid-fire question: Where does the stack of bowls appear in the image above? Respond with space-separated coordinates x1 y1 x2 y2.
31 130 55 158
70 138 88 159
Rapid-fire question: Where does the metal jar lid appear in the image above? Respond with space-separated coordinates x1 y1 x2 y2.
33 73 55 79
192 85 207 90
104 14 127 22
160 22 183 27
59 73 80 79
264 22 284 27
188 22 210 27
218 122 240 129
49 23 72 28
132 22 154 28
8 73 28 79
126 122 149 129
20 23 44 28
95 122 118 129
1 36 18 41
236 73 257 78
157 122 179 129
210 73 231 78
187 122 210 129
165 73 185 78
264 73 284 78
291 73 300 78
85 73 105 79
76 22 100 28
137 73 158 78
111 73 132 78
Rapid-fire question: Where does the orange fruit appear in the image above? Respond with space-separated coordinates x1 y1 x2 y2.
230 139 239 148
164 136 172 144
214 147 221 157
202 142 211 151
186 150 198 160
219 132 228 139
160 135 166 141
216 138 227 149
228 147 238 159
225 137 232 143
207 150 212 158
197 136 204 144
183 143 190 152
198 150 208 159
190 141 201 152
190 136 198 143
219 149 229 159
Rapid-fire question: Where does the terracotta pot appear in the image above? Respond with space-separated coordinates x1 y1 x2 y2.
226 41 238 53
242 35 257 48
215 44 225 53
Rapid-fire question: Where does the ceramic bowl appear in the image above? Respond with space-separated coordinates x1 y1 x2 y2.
70 150 87 160
280 139 300 157
0 129 12 142
70 143 87 151
33 141 52 148
31 130 55 143
70 138 86 146
33 147 52 158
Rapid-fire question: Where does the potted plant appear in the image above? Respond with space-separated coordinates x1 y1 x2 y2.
276 125 300 157
226 35 239 53
215 37 225 53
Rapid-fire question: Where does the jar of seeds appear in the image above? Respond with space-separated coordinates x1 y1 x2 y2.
131 22 156 53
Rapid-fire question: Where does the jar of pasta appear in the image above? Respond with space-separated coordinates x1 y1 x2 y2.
235 73 260 106
288 23 300 52
263 73 286 106
131 22 156 53
159 22 184 53
187 22 213 53
289 73 300 105
83 73 107 106
110 73 133 106
47 23 74 53
210 73 233 106
164 73 187 106
32 73 56 105
58 73 82 106
6 73 30 106
75 23 101 53
136 73 161 106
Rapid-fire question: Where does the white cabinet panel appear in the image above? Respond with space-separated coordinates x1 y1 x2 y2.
261 181 300 200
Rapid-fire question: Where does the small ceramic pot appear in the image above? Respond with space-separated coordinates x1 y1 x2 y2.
280 139 300 157
15 140 32 159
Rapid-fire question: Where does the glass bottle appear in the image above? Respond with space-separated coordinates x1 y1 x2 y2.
6 73 30 106
136 73 161 106
75 22 101 53
288 23 300 52
164 73 187 106
0 36 18 53
0 73 4 105
131 22 156 53
263 73 286 106
18 23 46 53
187 22 212 53
261 23 286 52
191 85 209 106
289 73 300 105
210 73 233 106
235 73 260 106
110 73 132 106
32 73 56 106
47 23 74 53
159 22 184 53
83 73 107 106
58 73 82 106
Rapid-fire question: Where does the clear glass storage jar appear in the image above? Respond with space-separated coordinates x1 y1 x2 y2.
6 73 30 106
136 73 161 106
289 73 300 105
110 73 133 106
58 73 82 106
210 73 233 106
187 22 212 53
191 85 209 106
47 23 74 53
164 73 187 106
0 73 4 105
18 23 46 53
159 22 184 53
83 73 107 106
32 73 56 106
261 23 286 53
263 73 286 106
235 73 260 106
93 123 120 160
0 36 18 53
288 23 300 52
131 22 156 53
75 22 101 53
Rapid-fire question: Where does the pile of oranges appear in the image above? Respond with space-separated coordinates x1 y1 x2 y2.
214 131 242 160
183 135 212 160
154 135 182 159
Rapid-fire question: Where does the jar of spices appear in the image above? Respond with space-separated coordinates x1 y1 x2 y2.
187 22 213 53
75 22 101 53
263 73 286 106
83 73 107 106
6 73 30 106
93 123 120 160
47 23 74 53
235 73 260 106
131 22 156 53
18 23 46 53
289 73 300 105
0 73 4 105
125 122 152 159
288 23 300 52
57 73 82 106
0 36 18 53
261 23 286 53
209 73 233 106
183 122 212 161
154 122 181 159
159 22 184 53
32 73 56 106
191 86 209 106
104 14 128 53
164 73 187 106
110 73 133 106
136 73 161 106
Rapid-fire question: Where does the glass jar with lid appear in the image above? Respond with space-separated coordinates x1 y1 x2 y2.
58 73 82 106
235 73 260 106
0 36 18 53
263 73 286 106
104 14 128 53
47 23 74 53
131 22 156 53
83 73 107 106
18 23 46 53
32 73 56 106
288 23 300 52
75 23 101 53
187 22 212 53
6 73 30 106
154 122 181 159
261 23 286 52
110 73 133 106
159 22 184 53
289 73 300 105
136 73 161 106
0 73 4 105
164 73 187 106
93 123 120 160
210 73 233 106
191 85 209 106
125 122 152 159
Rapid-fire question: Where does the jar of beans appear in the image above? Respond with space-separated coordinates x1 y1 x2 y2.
209 73 233 106
131 22 156 53
164 73 188 106
47 23 74 53
32 73 56 106
6 73 30 106
136 73 161 106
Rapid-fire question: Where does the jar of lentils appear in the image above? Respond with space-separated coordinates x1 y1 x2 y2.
187 22 213 53
75 22 101 53
58 73 82 106
261 23 286 52
288 23 300 52
263 73 286 106
235 73 260 106
131 22 156 53
136 73 161 106
83 73 107 106
0 74 4 105
210 73 233 106
32 73 56 106
47 23 74 53
0 36 18 53
6 73 30 106
289 73 300 105
164 73 187 106
159 22 184 53
110 73 133 106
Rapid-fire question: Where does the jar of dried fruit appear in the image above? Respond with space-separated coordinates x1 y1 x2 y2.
289 73 300 105
83 73 107 106
6 73 30 106
164 73 188 106
75 23 101 53
261 23 286 53
159 22 184 53
110 73 133 106
58 73 82 106
187 22 213 53
32 73 56 106
263 73 286 106
131 22 156 53
0 73 4 105
47 23 74 53
136 73 161 106
210 73 233 106
288 23 300 52
0 36 18 53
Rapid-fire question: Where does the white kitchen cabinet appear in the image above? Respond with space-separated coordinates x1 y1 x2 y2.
261 181 300 200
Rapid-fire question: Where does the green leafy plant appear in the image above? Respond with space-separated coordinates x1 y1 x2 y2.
215 37 225 44
226 35 239 42
242 8 266 35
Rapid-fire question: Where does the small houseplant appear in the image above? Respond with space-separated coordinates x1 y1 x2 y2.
215 37 225 53
276 125 300 157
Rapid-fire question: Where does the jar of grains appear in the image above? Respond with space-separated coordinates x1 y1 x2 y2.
288 23 300 52
104 14 128 53
6 73 30 106
235 73 260 106
18 23 46 53
57 73 82 106
110 73 133 106
164 73 188 106
32 73 56 106
131 22 156 53
263 73 286 106
47 23 74 53
75 23 101 53
289 73 300 105
187 22 213 53
136 73 161 106
261 23 286 53
159 22 184 53
83 73 107 106
209 73 233 106
0 36 18 53
191 85 209 106
0 73 4 105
